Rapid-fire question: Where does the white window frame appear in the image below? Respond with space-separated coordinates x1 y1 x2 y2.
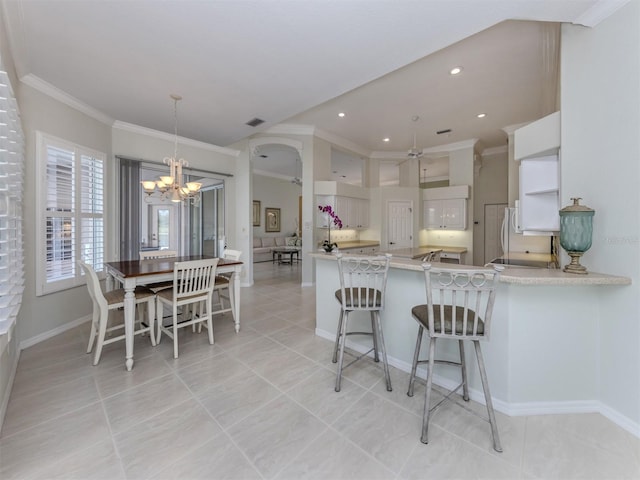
36 132 106 296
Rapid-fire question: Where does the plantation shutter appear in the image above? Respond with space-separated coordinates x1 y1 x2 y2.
0 68 25 335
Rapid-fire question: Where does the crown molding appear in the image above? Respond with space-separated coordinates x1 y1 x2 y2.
371 138 479 159
481 145 508 157
113 121 240 157
20 74 114 125
263 123 316 136
265 123 372 158
313 128 371 158
370 151 411 160
253 168 300 184
572 0 630 27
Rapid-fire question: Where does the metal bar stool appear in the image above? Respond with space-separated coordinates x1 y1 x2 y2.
407 263 504 452
332 253 392 392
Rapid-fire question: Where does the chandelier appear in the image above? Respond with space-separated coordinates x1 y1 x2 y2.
141 94 202 204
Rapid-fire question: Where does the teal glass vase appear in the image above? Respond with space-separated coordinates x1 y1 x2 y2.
559 198 594 274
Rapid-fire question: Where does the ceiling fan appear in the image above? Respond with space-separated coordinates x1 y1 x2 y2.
407 115 424 159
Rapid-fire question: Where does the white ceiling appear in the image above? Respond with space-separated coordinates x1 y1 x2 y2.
1 0 624 181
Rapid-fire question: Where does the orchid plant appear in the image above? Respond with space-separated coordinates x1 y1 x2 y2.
318 204 343 252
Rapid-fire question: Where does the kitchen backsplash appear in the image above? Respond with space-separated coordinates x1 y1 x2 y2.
316 229 359 246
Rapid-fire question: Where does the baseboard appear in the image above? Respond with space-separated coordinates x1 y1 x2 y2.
19 315 91 351
315 328 640 439
599 402 640 438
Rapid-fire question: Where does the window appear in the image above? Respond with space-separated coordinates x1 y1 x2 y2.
36 132 105 295
0 67 25 335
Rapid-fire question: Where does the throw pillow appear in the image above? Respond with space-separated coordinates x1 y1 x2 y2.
286 237 297 246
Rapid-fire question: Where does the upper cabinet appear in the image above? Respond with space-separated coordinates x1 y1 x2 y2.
514 111 560 160
315 182 370 230
424 198 466 230
519 156 560 232
515 112 560 233
423 185 469 230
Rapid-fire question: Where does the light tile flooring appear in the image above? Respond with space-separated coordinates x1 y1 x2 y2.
2 262 639 479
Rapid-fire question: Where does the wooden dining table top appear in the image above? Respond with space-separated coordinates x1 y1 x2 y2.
105 255 242 279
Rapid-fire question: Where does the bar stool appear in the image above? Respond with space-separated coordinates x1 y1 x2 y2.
332 253 392 392
407 263 503 452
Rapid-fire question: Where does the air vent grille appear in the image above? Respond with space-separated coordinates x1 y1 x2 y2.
246 118 265 127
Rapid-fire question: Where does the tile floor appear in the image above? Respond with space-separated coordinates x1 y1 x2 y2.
1 262 639 479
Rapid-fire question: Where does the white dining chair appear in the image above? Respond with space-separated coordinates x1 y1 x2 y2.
138 250 178 293
79 261 156 365
195 249 242 335
139 250 178 260
156 258 219 358
212 249 242 319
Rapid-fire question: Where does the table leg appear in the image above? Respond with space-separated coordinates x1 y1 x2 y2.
123 279 136 371
106 273 114 291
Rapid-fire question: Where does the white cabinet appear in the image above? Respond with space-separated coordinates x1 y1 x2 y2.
519 155 560 232
514 111 561 233
424 198 466 230
316 195 369 229
316 195 336 228
514 111 560 160
351 198 370 229
440 251 466 264
340 245 379 255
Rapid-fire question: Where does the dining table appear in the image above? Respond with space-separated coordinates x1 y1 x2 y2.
104 255 243 371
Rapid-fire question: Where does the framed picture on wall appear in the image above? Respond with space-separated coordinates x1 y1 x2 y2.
253 200 261 226
265 207 281 232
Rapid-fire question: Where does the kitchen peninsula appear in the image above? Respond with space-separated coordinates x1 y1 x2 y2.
312 253 630 415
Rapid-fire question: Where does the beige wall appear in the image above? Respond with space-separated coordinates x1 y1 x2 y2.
252 174 302 238
17 84 112 344
472 149 509 265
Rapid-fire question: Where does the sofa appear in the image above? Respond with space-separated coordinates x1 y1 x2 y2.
253 236 301 262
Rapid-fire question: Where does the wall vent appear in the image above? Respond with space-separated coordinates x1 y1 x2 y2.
246 117 265 127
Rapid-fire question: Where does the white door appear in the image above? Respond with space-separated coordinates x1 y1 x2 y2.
387 201 413 250
150 205 178 250
484 203 507 263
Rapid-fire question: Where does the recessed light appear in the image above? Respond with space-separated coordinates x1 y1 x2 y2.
383 138 390 142
338 112 345 118
477 113 486 118
450 66 463 75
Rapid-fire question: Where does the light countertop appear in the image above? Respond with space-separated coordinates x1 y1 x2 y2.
380 246 443 259
334 240 380 249
310 253 631 286
421 245 468 254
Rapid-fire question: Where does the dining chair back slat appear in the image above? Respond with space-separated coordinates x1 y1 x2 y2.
139 250 178 260
156 258 219 358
